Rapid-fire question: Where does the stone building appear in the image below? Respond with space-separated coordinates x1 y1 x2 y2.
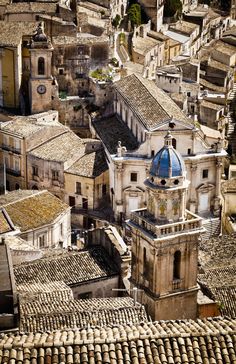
0 190 71 248
93 74 226 223
132 21 165 79
127 132 204 320
29 23 59 114
0 111 66 191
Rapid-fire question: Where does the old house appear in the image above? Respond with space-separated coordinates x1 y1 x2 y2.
14 246 120 299
132 22 165 79
0 110 66 191
0 189 71 248
64 144 109 228
93 74 226 226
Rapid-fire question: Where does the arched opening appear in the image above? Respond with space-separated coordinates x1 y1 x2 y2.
172 138 177 149
15 183 20 190
173 250 181 280
38 57 45 75
32 185 38 190
143 247 147 277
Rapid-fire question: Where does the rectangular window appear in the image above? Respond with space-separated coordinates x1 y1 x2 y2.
52 170 59 181
151 150 155 157
38 235 46 248
76 182 81 194
60 223 63 236
202 169 208 179
14 159 20 172
102 184 107 196
14 139 21 152
58 68 64 75
32 166 38 176
130 172 137 182
188 148 191 155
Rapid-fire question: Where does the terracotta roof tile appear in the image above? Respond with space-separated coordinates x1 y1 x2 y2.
19 297 148 332
14 246 118 286
65 149 108 177
114 74 191 131
0 190 69 232
0 317 236 362
92 115 139 154
198 234 236 318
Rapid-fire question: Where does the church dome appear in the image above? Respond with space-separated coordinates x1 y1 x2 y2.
150 131 185 179
33 23 48 42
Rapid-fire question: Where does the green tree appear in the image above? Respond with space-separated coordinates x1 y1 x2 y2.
128 4 142 27
112 14 121 28
164 0 182 18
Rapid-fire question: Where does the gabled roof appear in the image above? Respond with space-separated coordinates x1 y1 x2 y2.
65 149 108 178
92 115 139 154
19 297 148 332
198 234 236 318
114 74 192 131
0 190 69 232
14 246 118 286
0 317 236 363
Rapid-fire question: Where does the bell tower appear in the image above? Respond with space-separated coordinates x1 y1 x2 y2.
128 131 205 320
29 23 58 114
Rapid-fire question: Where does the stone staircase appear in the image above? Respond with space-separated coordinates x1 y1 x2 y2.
202 216 221 240
227 83 236 154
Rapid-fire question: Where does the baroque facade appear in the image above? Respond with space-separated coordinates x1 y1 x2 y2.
127 132 204 320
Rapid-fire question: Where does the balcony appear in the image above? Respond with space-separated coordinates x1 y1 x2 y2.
1 144 21 155
129 208 203 239
6 168 21 177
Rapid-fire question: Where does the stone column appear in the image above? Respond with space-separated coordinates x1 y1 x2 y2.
189 164 197 213
214 159 222 215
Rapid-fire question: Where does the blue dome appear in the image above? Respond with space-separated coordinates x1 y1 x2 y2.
150 133 185 178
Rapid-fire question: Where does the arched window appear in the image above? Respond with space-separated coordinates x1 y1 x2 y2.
172 138 177 149
173 251 181 280
38 57 45 75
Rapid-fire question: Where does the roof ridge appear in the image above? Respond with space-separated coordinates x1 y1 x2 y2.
0 190 45 207
1 317 236 349
133 74 171 120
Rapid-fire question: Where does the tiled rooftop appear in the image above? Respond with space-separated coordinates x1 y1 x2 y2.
29 131 84 162
0 190 69 232
20 297 148 332
5 2 57 13
0 21 38 47
198 234 236 317
0 208 13 234
114 74 191 131
65 149 108 178
93 115 139 154
133 36 161 56
0 317 236 363
18 281 74 304
0 115 65 138
14 246 118 286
